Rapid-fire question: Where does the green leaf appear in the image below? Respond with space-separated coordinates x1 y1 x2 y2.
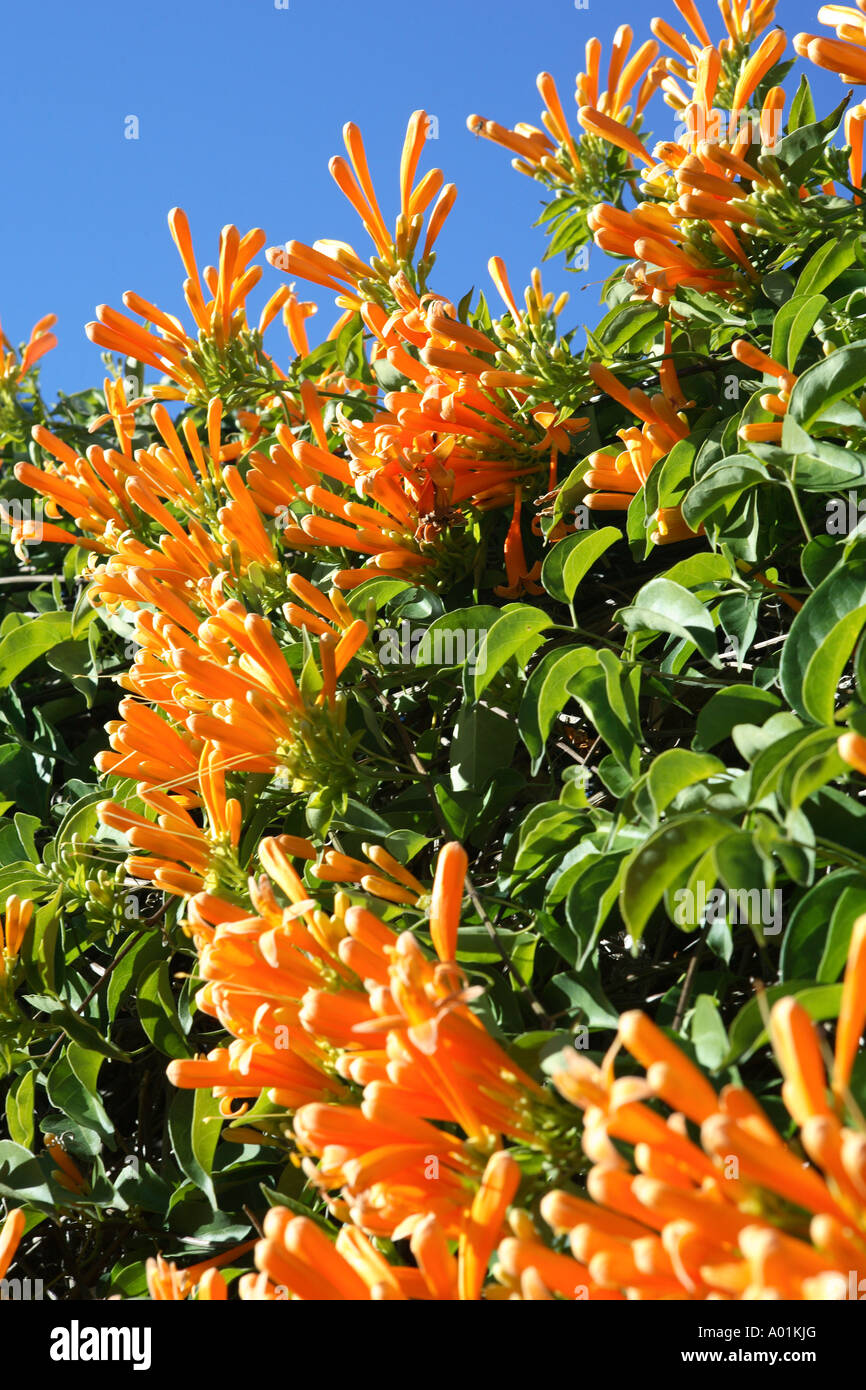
4 1071 35 1149
795 231 859 301
646 749 726 818
551 457 592 528
450 705 517 793
713 831 775 937
168 1088 223 1207
106 931 162 1020
137 960 191 1059
818 882 866 983
780 562 866 721
691 994 729 1072
540 526 621 604
725 983 842 1063
749 725 839 805
787 441 866 491
113 1161 172 1216
372 357 408 392
544 970 619 1029
569 654 640 773
773 95 849 187
787 743 848 809
335 314 364 378
802 606 866 725
412 606 500 669
12 813 40 862
563 855 627 967
29 887 63 993
617 578 719 664
54 792 103 851
454 927 531 964
510 805 584 885
802 534 842 590
780 871 862 980
788 75 816 132
771 293 828 371
787 340 866 431
681 457 768 532
0 1141 55 1207
660 552 732 590
259 1186 335 1232
473 608 552 698
620 813 737 941
644 437 699 523
0 609 95 687
762 270 795 306
518 646 595 770
46 1047 114 1146
593 302 662 354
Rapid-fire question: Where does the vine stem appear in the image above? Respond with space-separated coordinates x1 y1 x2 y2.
672 940 704 1033
784 473 814 544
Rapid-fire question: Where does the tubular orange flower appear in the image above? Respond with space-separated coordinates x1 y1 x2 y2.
45 1134 89 1195
794 31 866 82
268 110 455 298
268 174 583 590
730 27 787 119
834 914 866 1101
578 354 700 546
839 729 866 775
428 841 468 963
495 486 544 597
86 211 280 409
578 106 654 165
0 896 34 963
0 1208 25 1281
847 102 866 196
798 1 866 82
0 896 35 991
311 842 423 907
761 84 786 146
145 1240 255 1300
458 1150 521 1300
0 313 57 387
471 32 662 197
769 997 832 1126
732 337 797 390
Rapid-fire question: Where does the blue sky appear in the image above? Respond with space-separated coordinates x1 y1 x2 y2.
0 0 842 400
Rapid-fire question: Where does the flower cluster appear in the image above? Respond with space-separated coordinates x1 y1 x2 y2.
167 840 575 1277
529 917 866 1301
116 842 866 1301
469 0 866 543
796 3 866 84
